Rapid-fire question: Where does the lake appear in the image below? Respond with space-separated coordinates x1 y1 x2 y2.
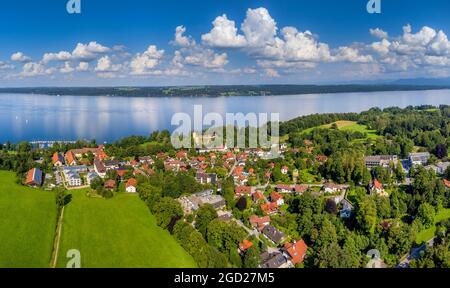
1 89 450 143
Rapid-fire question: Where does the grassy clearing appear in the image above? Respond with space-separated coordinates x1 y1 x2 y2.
56 190 196 268
415 208 450 245
0 171 56 268
302 120 381 140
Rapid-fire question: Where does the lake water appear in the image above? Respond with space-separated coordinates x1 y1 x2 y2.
1 89 450 143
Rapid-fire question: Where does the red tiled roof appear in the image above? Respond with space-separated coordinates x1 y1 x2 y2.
284 240 308 265
104 180 116 189
444 179 450 189
65 151 76 165
126 178 137 188
373 179 383 190
249 215 271 226
294 185 308 194
239 240 253 252
117 169 128 177
261 202 278 214
253 191 265 201
235 186 252 195
271 192 283 202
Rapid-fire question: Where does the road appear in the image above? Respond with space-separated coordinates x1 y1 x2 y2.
397 238 435 268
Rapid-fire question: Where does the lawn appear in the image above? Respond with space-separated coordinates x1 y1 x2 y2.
0 171 57 268
56 190 196 268
302 121 381 140
415 208 450 245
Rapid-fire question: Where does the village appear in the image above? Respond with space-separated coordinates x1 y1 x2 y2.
21 135 450 268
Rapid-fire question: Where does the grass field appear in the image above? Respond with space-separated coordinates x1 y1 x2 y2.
0 171 57 268
56 190 196 268
415 208 450 244
303 121 381 140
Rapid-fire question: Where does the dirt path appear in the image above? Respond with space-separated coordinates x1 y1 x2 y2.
50 206 65 268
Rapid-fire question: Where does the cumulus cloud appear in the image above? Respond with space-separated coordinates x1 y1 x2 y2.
184 49 228 69
202 15 247 48
0 61 14 70
11 52 32 63
77 62 89 72
60 62 75 74
173 26 195 47
370 28 388 39
130 45 165 75
95 56 122 72
19 62 53 77
72 41 110 60
241 8 278 47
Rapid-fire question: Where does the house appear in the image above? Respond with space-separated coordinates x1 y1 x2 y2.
253 191 266 202
104 160 120 170
176 150 188 159
261 202 278 215
94 159 106 178
426 162 450 175
340 199 354 218
187 190 226 210
315 155 328 163
323 183 344 194
276 184 292 193
87 171 99 186
369 179 388 197
52 152 64 167
283 240 308 265
239 240 253 253
65 172 82 187
281 166 289 175
104 179 116 190
217 210 232 221
235 186 252 196
262 225 286 245
365 155 398 169
196 172 217 185
125 178 138 193
138 156 154 165
270 192 284 206
409 152 431 166
249 215 271 231
443 179 450 189
65 151 77 166
294 184 308 194
260 251 289 269
25 168 43 187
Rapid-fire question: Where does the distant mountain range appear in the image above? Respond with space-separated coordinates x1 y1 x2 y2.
0 83 449 97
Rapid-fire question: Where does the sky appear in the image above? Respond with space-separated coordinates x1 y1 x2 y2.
1 0 450 86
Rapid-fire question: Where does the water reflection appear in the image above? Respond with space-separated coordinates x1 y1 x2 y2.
0 89 450 143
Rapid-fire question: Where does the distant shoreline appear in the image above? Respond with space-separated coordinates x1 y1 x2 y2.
0 84 449 98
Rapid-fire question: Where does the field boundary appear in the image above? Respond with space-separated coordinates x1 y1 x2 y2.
50 206 65 268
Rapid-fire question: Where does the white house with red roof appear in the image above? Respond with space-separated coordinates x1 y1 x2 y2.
369 179 388 197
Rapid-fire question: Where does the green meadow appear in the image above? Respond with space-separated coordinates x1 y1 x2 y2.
303 120 381 140
56 190 196 268
0 171 56 268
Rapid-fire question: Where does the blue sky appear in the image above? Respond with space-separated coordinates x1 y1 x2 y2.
1 0 450 86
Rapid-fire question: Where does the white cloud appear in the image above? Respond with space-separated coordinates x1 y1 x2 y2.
241 8 277 47
264 68 279 78
95 56 121 72
77 62 89 72
173 26 195 47
184 49 228 69
72 41 110 60
42 51 72 63
11 52 31 63
370 28 388 39
202 15 247 48
334 46 373 63
0 61 14 70
60 62 75 74
130 45 165 75
19 62 53 77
